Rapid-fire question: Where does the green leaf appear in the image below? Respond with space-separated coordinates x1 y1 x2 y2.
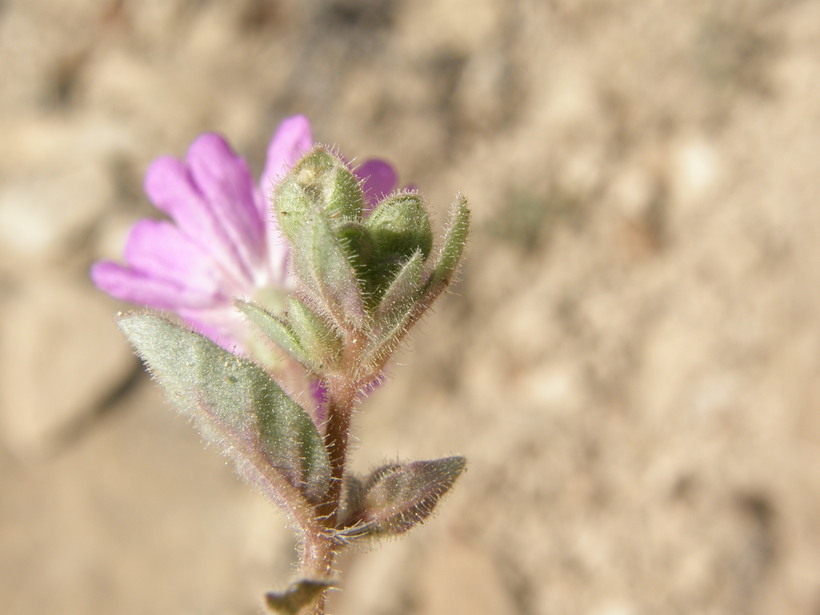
359 456 466 536
117 313 331 505
426 194 470 296
264 579 333 614
351 250 426 371
236 300 313 369
335 219 375 278
374 249 424 322
293 210 367 330
286 296 343 371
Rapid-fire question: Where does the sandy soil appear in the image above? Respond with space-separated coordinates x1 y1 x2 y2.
2 1 820 613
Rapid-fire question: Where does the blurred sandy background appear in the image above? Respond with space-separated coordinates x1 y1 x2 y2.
2 0 820 613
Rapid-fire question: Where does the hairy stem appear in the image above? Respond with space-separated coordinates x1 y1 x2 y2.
297 369 359 615
298 530 337 615
316 374 356 525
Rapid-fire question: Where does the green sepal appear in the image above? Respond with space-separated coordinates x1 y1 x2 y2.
117 313 331 505
286 296 343 372
236 300 313 370
274 146 364 241
426 194 470 296
358 456 466 536
264 579 333 614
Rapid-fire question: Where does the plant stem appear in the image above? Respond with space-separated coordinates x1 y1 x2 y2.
299 530 337 615
297 372 359 614
317 374 356 525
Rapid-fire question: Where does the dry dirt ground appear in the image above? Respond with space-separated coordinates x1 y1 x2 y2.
2 1 820 614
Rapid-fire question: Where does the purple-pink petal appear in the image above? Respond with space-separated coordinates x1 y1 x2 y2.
178 304 246 351
257 115 313 285
144 153 253 292
91 261 214 310
122 219 228 298
356 159 398 209
260 115 314 196
186 134 268 280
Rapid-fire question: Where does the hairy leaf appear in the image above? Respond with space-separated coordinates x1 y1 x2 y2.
117 313 331 504
335 474 365 530
294 210 366 330
236 300 313 370
360 456 466 536
286 295 343 371
426 194 470 296
374 249 425 321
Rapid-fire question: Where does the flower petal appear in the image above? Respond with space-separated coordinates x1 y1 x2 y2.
259 115 314 194
91 261 214 310
144 153 254 291
258 115 313 285
259 213 292 288
356 159 397 209
123 219 230 304
178 303 246 351
185 133 269 283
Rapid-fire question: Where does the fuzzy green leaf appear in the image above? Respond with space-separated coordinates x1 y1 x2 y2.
361 251 426 370
360 456 466 536
335 219 375 278
264 579 333 614
426 194 470 296
293 210 367 329
236 300 313 369
374 249 425 322
117 313 331 504
286 295 343 372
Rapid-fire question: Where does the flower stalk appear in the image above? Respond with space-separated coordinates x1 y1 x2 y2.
95 116 470 615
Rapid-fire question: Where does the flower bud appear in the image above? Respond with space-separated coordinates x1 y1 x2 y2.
366 192 433 260
274 147 364 241
363 192 433 295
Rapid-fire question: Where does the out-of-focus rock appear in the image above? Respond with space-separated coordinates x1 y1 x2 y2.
0 164 113 265
418 537 517 615
0 276 134 457
667 134 722 212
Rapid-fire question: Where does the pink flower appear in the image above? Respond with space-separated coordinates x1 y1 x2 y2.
92 115 397 352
